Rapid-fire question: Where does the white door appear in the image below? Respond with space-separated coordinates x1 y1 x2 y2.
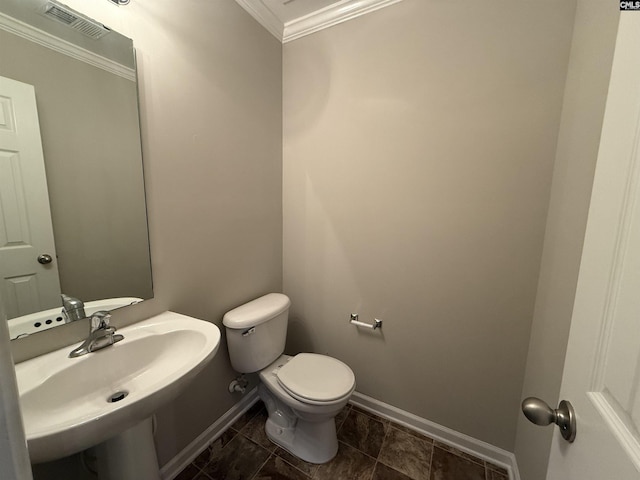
546 14 640 480
0 76 61 319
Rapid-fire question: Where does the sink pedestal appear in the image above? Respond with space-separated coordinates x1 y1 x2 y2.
95 417 159 480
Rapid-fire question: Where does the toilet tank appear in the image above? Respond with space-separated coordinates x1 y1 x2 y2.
223 293 291 373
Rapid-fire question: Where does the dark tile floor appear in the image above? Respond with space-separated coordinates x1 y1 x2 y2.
174 402 510 480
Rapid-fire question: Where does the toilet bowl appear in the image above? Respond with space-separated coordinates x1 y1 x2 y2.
223 293 356 464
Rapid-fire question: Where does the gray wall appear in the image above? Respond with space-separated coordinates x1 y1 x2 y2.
514 2 620 478
11 0 283 471
282 0 575 451
0 29 153 304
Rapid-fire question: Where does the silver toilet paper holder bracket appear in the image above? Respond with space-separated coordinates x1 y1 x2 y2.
350 313 382 330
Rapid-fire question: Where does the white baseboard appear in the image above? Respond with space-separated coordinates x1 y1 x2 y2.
160 388 260 480
160 389 520 480
350 392 520 480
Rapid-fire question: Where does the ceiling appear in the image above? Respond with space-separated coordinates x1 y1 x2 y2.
234 0 403 43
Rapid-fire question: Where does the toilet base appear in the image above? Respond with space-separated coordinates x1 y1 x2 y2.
258 383 340 464
264 416 338 464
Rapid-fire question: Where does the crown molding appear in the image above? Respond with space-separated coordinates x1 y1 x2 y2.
283 0 404 43
235 0 405 43
234 0 284 41
0 12 136 82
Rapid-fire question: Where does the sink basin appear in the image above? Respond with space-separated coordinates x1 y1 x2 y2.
15 311 221 464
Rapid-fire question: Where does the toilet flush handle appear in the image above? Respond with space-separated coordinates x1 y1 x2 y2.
242 327 256 337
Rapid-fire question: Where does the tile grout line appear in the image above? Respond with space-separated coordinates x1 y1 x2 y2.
194 466 206 480
286 458 316 479
272 446 317 479
428 441 434 480
370 422 393 480
249 451 275 480
196 428 231 479
378 427 435 480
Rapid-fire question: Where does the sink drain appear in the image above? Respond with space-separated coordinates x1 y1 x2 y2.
108 391 129 403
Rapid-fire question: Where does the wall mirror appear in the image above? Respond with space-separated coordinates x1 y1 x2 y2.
0 0 153 340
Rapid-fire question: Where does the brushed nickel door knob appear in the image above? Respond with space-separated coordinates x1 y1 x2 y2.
522 397 576 443
37 254 53 264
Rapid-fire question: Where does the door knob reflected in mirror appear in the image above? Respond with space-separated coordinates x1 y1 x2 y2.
37 254 53 265
522 397 576 443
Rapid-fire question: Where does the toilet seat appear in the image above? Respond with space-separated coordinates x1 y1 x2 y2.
276 353 355 405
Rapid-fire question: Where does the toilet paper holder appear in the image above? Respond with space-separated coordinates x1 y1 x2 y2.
350 313 382 330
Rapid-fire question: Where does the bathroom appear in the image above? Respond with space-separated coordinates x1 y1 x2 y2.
0 0 632 479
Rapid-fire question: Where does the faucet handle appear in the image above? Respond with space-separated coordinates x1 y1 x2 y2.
90 311 112 331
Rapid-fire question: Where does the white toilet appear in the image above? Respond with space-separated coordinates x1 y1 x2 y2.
223 293 355 464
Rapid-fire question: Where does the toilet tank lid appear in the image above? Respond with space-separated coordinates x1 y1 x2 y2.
222 293 291 329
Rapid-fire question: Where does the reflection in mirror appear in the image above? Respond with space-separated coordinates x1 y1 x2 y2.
0 0 153 339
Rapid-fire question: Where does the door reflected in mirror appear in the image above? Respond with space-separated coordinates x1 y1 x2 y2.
0 0 153 339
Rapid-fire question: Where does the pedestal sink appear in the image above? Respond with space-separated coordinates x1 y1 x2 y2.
15 311 221 478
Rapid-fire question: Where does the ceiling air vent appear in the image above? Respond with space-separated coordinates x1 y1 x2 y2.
41 1 110 39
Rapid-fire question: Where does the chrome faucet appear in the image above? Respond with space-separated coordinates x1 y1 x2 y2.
68 311 124 358
61 294 86 323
